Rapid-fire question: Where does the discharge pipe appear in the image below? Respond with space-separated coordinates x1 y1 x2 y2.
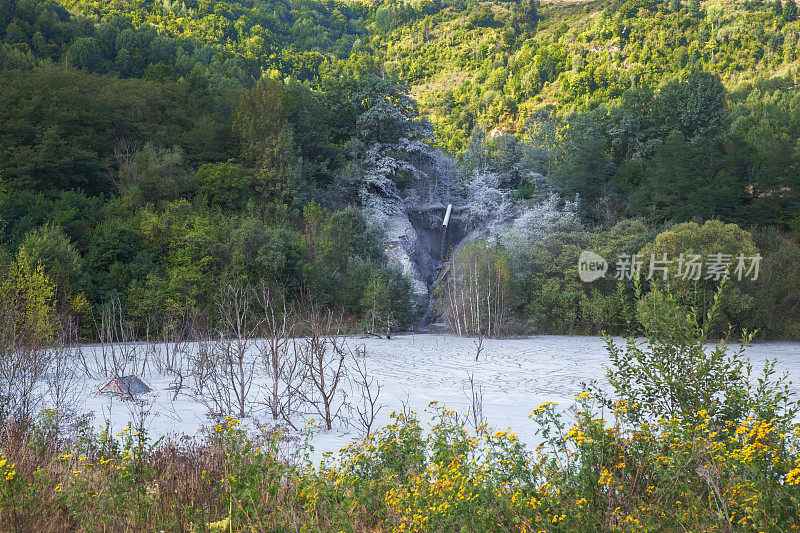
442 204 452 227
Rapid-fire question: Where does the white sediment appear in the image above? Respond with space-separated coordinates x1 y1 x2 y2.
73 334 800 463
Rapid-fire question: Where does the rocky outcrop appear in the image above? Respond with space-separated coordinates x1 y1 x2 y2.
359 143 524 322
377 203 480 321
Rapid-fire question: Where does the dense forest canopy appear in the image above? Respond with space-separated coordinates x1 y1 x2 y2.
0 0 798 338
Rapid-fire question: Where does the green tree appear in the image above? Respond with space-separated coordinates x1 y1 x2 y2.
314 207 386 311
17 224 83 297
784 0 798 21
115 143 189 207
324 74 422 148
629 132 751 223
17 224 92 329
47 191 103 253
84 219 156 309
637 220 759 333
68 37 102 70
657 70 728 139
318 207 384 275
228 217 301 290
0 0 15 27
138 200 226 317
552 112 617 224
233 80 300 202
0 257 58 420
748 227 800 338
0 258 56 348
361 267 414 334
194 162 252 210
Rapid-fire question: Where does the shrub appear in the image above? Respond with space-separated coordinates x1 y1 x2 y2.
600 279 799 428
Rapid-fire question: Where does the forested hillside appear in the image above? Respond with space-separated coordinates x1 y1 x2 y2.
0 0 799 338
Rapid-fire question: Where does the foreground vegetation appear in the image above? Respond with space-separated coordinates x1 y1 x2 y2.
3 402 798 531
1 286 799 531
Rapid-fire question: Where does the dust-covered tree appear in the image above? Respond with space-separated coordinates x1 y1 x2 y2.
435 239 510 337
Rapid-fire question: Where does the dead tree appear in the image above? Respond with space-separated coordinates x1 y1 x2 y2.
209 282 258 419
46 318 85 423
188 316 215 400
474 333 484 361
94 297 142 377
255 286 295 421
294 305 348 430
0 337 51 425
276 340 304 430
464 372 485 432
349 345 384 438
158 312 193 401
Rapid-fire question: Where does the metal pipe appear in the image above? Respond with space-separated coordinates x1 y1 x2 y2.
442 204 452 227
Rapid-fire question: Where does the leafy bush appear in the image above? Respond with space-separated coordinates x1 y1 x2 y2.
194 162 252 211
601 280 799 428
636 219 759 334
